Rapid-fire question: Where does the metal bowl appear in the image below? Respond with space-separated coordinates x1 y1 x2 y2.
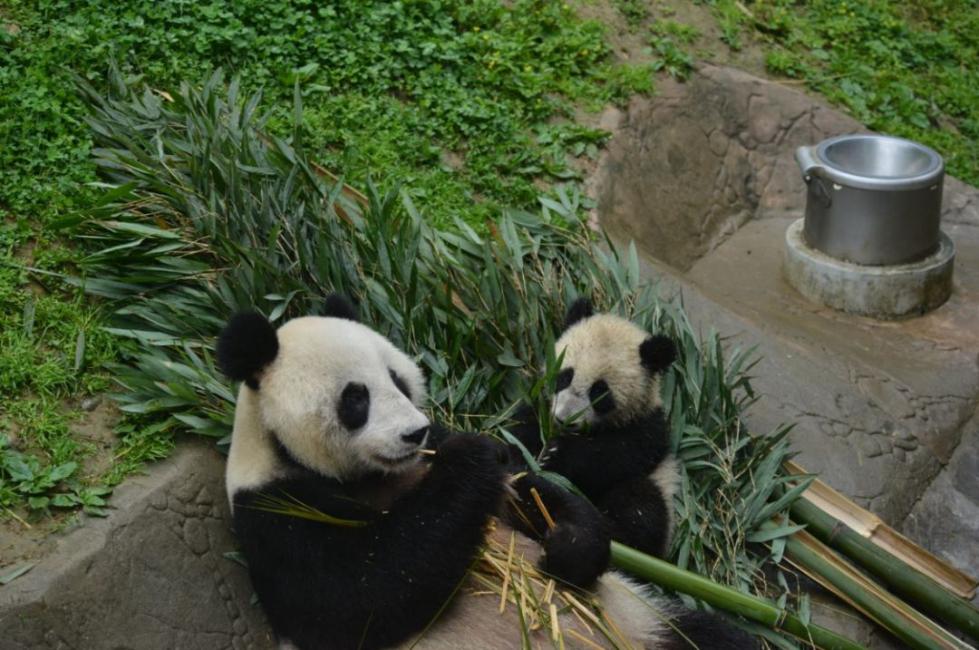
795 134 944 265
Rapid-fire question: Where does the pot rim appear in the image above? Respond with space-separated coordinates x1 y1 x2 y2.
800 134 944 191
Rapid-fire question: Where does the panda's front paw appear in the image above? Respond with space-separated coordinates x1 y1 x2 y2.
432 434 507 483
541 523 610 589
539 437 572 476
539 440 558 465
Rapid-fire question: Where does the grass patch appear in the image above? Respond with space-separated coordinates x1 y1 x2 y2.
1 0 652 231
0 0 653 517
700 0 979 187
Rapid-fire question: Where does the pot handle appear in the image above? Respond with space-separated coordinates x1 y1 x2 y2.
795 145 824 181
795 146 832 208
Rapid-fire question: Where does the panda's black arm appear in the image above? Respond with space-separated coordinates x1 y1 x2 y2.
504 473 611 588
594 476 673 558
234 435 506 650
542 413 670 496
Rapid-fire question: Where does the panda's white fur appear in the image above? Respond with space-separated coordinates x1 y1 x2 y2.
227 316 429 497
222 305 751 650
552 313 666 426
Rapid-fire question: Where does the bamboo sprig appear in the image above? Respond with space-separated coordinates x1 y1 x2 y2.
245 492 369 527
790 497 979 643
769 523 974 650
610 541 866 650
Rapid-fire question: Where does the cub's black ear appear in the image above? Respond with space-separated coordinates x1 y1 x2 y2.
217 312 279 389
563 297 594 331
639 335 676 375
322 293 359 322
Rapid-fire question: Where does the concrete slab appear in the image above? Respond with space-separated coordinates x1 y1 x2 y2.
685 217 979 522
784 220 955 319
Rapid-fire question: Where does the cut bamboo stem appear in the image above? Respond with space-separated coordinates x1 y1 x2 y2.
771 523 972 650
610 541 866 650
785 460 977 599
529 486 557 530
791 497 979 643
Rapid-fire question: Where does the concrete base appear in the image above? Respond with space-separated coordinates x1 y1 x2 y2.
784 219 955 319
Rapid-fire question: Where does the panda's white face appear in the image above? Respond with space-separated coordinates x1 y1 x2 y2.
551 314 664 428
256 316 430 479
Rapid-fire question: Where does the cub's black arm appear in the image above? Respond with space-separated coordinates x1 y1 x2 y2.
504 472 610 588
541 413 670 496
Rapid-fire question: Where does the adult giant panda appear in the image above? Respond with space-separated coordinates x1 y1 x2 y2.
218 295 753 650
508 298 680 560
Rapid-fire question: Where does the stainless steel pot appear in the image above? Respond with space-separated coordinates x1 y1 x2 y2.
795 134 944 266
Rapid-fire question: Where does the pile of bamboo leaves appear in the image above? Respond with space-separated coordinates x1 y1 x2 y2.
64 70 979 649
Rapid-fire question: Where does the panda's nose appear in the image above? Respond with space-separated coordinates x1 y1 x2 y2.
401 426 429 445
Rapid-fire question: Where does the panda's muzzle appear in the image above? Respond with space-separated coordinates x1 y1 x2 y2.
401 425 429 445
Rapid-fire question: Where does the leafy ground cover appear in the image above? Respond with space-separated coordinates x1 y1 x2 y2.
1 0 652 520
619 0 979 186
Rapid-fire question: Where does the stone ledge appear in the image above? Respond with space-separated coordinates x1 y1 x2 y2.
0 442 273 650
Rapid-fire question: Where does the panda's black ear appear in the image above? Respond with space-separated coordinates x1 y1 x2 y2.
639 335 676 375
323 293 359 322
563 297 594 331
217 312 279 389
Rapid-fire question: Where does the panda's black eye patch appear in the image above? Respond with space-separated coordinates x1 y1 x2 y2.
556 368 574 391
389 369 411 400
338 382 370 430
589 380 615 414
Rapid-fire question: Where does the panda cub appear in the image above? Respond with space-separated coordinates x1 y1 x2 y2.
219 295 753 650
510 297 680 559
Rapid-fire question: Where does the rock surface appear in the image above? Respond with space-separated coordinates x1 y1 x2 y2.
593 65 979 271
0 443 273 650
903 408 979 598
593 63 979 645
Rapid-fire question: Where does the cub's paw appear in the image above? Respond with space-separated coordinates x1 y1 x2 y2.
542 524 610 589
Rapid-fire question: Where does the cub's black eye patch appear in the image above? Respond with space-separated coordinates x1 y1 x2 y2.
338 382 370 430
589 380 616 414
389 369 411 400
556 368 574 391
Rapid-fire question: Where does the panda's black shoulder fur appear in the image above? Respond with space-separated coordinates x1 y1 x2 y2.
233 433 507 650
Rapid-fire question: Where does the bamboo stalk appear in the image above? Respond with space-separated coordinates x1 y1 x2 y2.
791 497 979 643
610 542 866 650
530 486 557 530
785 461 977 599
773 524 972 650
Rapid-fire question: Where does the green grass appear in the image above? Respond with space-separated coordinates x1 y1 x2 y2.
0 0 653 518
5 0 976 530
701 0 979 187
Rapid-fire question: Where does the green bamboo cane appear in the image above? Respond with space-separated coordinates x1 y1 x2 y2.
610 541 866 650
791 497 979 643
770 524 972 650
